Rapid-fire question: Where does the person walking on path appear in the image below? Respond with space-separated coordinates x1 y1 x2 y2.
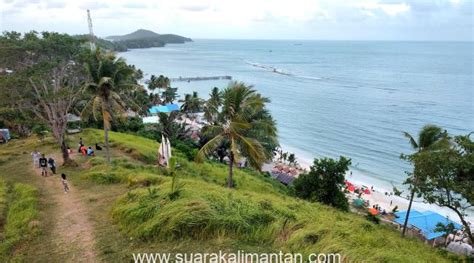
39 154 48 176
61 173 69 193
48 157 57 175
31 150 40 168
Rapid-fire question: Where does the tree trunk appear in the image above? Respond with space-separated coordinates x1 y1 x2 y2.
104 125 111 164
449 205 474 244
60 137 70 163
402 190 415 237
227 152 234 188
102 103 111 164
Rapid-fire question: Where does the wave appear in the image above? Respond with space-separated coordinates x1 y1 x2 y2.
245 61 292 76
245 61 323 80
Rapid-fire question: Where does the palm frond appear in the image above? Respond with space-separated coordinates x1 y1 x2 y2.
196 134 225 163
403 131 419 149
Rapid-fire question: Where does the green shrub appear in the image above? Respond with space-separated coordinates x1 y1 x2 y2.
127 173 163 187
0 183 38 260
112 181 278 243
84 172 127 184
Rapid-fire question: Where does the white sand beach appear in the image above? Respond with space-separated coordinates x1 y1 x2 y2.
263 150 474 227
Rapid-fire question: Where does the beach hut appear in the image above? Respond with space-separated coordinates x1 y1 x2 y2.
393 210 463 241
66 114 82 134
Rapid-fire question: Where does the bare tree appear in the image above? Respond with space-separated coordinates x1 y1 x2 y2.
28 62 83 165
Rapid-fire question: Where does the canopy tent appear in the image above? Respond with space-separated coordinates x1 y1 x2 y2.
353 198 364 207
149 104 180 114
158 135 172 167
393 210 463 240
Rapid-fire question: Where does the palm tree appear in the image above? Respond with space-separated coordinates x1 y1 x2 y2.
401 124 448 236
203 87 222 123
181 91 202 117
82 49 136 163
148 75 170 105
162 87 178 104
196 82 277 188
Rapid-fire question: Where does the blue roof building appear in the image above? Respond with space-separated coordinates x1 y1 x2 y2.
394 210 462 240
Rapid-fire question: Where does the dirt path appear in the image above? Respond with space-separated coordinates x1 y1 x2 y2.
31 155 99 262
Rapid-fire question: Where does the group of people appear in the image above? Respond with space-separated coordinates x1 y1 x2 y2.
77 138 101 156
31 150 69 193
31 150 56 176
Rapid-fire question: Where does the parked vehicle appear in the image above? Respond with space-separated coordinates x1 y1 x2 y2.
0 129 11 143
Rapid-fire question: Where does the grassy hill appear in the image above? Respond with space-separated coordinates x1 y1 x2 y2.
0 129 462 262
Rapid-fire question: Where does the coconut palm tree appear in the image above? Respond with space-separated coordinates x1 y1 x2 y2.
82 49 136 163
196 82 277 188
181 91 202 117
203 87 222 123
401 124 448 236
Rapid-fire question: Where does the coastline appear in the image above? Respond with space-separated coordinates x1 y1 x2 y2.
270 144 474 226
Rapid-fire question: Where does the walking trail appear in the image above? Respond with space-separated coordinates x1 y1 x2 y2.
31 154 99 262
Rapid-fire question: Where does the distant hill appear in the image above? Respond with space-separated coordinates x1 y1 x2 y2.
74 35 128 52
105 29 192 49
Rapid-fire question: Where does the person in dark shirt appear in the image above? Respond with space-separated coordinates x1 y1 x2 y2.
39 154 48 176
48 157 56 175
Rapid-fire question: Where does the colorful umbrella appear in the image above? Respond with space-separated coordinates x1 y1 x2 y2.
368 208 379 216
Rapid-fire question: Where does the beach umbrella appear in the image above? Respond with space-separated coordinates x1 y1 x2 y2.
368 208 379 215
348 185 355 192
363 188 371 195
353 199 364 207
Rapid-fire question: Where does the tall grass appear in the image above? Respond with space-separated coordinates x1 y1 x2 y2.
0 179 6 230
0 183 39 260
81 129 454 261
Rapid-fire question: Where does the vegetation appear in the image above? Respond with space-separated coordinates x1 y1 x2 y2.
0 31 87 165
400 125 449 236
197 82 278 188
0 129 462 261
83 49 140 164
203 87 222 123
403 132 474 244
293 157 351 211
0 30 470 262
0 180 6 228
106 29 192 50
81 129 454 262
74 35 128 52
0 183 39 261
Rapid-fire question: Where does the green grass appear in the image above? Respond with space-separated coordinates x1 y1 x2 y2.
78 129 456 262
0 129 462 262
0 180 6 229
0 183 39 261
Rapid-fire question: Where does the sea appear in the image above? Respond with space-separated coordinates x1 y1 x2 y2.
119 40 473 201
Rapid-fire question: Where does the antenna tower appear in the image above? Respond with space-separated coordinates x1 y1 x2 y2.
87 9 96 50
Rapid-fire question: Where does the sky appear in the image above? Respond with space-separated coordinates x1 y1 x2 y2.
0 0 472 41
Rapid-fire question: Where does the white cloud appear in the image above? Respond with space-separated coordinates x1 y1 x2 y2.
358 1 411 17
0 0 471 40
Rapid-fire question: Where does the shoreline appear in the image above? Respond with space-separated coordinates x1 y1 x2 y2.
268 145 474 226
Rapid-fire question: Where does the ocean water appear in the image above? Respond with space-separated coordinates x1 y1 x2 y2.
119 40 473 191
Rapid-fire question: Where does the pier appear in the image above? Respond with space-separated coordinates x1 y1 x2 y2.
169 75 232 82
